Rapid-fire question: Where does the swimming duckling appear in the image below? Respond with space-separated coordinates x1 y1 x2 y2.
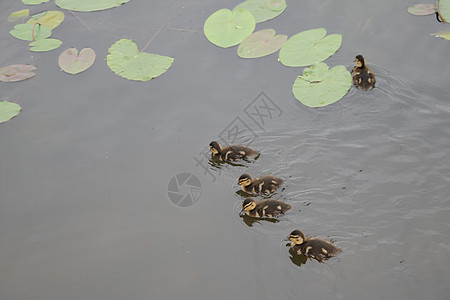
289 230 341 261
352 55 376 91
242 198 291 218
238 173 284 195
209 141 258 162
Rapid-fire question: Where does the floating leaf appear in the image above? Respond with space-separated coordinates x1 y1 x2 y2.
29 38 62 52
8 9 30 22
58 48 96 74
235 0 286 23
279 28 342 67
55 0 130 12
0 102 22 124
27 11 65 30
9 23 51 41
238 29 287 58
292 62 352 108
204 8 256 48
431 31 450 40
438 0 450 22
107 39 174 81
0 64 36 82
22 0 49 4
407 4 436 15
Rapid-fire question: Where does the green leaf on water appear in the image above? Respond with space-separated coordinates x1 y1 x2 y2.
204 8 256 48
59 48 96 74
292 62 352 108
7 9 30 22
279 28 342 67
29 38 62 52
407 4 436 15
27 11 65 30
238 29 287 58
0 64 36 82
9 23 51 41
22 0 49 5
431 31 450 40
234 0 286 23
0 101 21 123
438 0 450 22
55 0 130 12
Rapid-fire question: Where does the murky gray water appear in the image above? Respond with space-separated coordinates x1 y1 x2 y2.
1 0 450 299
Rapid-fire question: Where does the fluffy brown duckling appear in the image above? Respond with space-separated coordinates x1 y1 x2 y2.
352 55 376 91
238 173 284 195
209 141 258 162
289 230 341 261
242 198 291 218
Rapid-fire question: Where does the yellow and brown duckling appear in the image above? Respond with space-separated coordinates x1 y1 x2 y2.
242 198 291 218
238 173 284 195
289 230 341 261
209 141 258 162
352 55 376 91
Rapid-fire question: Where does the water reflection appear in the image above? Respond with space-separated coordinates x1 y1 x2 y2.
288 247 308 267
240 214 280 227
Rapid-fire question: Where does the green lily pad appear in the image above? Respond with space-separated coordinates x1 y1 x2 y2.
107 39 174 81
27 11 65 30
10 23 51 41
204 8 256 48
292 62 352 108
407 4 436 15
431 31 450 40
55 0 130 12
8 9 30 22
438 0 450 22
29 38 62 52
0 101 21 123
22 0 49 4
238 29 287 58
235 0 286 23
0 64 36 82
279 28 342 67
59 48 96 74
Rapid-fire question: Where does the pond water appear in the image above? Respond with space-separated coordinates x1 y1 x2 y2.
1 0 450 299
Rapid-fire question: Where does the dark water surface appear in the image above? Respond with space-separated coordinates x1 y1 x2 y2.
1 0 450 299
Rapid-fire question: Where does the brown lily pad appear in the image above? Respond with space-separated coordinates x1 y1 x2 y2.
58 48 95 74
238 29 287 58
0 64 36 82
407 3 436 15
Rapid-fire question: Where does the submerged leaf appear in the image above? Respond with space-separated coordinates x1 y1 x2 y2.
235 0 286 23
431 31 450 40
407 4 436 15
279 28 342 67
204 8 256 48
55 0 130 12
438 0 450 22
107 39 174 81
292 62 352 108
59 48 96 74
238 29 287 58
9 23 51 41
22 0 49 4
0 64 36 82
27 11 65 30
29 38 62 52
0 102 21 123
8 9 30 22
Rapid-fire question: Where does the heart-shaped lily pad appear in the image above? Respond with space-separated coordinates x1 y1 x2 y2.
58 48 96 74
0 64 36 82
292 62 352 108
438 0 450 22
238 29 287 58
0 101 22 123
279 28 342 67
10 23 51 41
27 11 65 30
29 38 62 52
234 0 286 23
8 9 30 22
204 8 256 48
55 0 130 12
407 4 436 15
106 39 174 81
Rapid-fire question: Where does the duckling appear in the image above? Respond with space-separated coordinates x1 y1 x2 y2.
242 198 291 218
209 141 258 162
238 173 284 195
289 230 341 261
352 55 376 91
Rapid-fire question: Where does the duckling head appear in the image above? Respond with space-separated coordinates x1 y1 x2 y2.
242 198 257 211
238 174 253 186
209 141 222 155
355 55 366 68
289 230 306 245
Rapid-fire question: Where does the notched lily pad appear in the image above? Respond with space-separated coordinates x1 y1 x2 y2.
10 23 51 41
238 29 287 58
0 102 22 124
58 48 96 74
235 0 286 23
27 11 65 30
279 28 342 67
106 39 174 81
407 4 436 15
292 62 352 108
55 0 131 12
204 8 256 48
8 9 30 22
29 38 62 52
438 0 450 22
0 64 36 82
